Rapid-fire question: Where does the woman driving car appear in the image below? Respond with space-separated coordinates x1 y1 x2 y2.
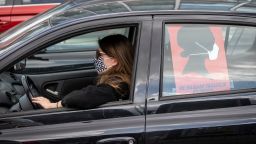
32 34 134 109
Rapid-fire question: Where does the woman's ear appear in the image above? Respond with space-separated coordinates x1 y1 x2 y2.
111 58 118 67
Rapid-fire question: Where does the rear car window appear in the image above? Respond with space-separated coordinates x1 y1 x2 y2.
162 24 256 97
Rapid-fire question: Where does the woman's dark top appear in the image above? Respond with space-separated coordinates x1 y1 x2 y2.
61 82 129 109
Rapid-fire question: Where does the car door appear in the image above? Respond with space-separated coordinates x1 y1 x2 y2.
0 0 13 33
145 14 256 144
0 16 152 144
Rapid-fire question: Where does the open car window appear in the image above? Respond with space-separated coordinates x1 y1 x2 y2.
17 27 130 74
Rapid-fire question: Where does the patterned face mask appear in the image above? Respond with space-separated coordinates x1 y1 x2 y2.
93 56 107 73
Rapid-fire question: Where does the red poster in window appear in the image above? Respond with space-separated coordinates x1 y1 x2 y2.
168 25 230 95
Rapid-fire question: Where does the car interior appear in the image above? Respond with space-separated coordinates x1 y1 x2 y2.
0 26 137 115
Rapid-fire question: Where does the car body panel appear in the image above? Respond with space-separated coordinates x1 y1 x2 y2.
0 15 152 143
146 105 256 144
0 105 145 143
0 1 13 33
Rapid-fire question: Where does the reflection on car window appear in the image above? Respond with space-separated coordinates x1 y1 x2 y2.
0 0 6 5
23 21 51 42
162 24 256 97
236 7 256 13
46 28 129 53
0 2 74 51
22 27 130 74
125 0 175 11
51 2 129 26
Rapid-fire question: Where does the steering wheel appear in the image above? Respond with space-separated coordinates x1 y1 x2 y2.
21 75 40 109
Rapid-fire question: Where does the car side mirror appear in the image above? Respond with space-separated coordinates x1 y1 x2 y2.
14 59 26 71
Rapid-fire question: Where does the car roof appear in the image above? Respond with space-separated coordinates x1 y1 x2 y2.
71 0 256 13
0 0 256 51
50 0 256 25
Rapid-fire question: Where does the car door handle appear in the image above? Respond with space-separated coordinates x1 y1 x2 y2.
96 137 136 144
46 89 59 96
0 20 8 25
0 22 8 25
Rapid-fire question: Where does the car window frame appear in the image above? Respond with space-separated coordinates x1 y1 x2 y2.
161 23 256 99
146 14 256 103
2 24 138 117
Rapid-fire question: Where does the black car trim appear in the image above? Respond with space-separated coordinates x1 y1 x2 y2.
0 115 145 141
146 17 163 102
146 105 256 132
0 100 134 119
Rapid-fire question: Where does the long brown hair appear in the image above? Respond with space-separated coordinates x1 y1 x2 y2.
97 34 134 89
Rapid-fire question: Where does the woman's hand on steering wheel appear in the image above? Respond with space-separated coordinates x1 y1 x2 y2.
21 75 40 109
32 97 57 109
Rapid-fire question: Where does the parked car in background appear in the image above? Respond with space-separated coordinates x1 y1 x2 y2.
0 0 256 143
0 0 67 33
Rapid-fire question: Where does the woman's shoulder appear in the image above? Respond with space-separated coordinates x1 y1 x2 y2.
114 81 130 100
108 74 123 82
117 81 129 89
96 82 129 100
98 74 130 100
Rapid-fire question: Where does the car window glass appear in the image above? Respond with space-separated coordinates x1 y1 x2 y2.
124 0 175 11
162 24 256 97
51 2 129 26
46 28 129 53
236 7 256 13
22 0 65 4
0 0 6 5
0 2 74 53
18 27 130 74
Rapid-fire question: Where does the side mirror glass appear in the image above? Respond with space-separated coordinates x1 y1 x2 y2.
14 59 26 71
